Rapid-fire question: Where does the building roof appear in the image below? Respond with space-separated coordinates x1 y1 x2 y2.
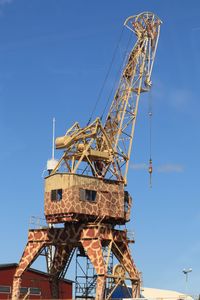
141 287 193 300
111 286 194 300
0 263 73 284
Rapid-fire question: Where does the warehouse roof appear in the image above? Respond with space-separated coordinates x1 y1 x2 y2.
0 263 73 284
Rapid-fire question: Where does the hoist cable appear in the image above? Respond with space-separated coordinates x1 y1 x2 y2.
100 29 133 121
87 26 125 126
148 91 153 159
100 58 123 121
148 89 153 188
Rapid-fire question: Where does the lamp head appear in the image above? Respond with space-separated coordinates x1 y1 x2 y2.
182 268 192 274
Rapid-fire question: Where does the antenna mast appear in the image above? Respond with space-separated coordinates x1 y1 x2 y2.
47 117 58 174
52 117 55 159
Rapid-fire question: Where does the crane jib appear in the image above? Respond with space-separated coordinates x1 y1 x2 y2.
53 12 162 184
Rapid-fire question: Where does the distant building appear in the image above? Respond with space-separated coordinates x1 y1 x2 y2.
111 286 193 300
141 287 193 300
0 263 72 299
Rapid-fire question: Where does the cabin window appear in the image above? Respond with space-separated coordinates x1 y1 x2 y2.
80 189 97 202
51 189 62 201
0 286 11 294
124 191 129 213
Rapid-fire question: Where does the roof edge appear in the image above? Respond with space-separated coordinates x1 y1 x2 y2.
0 263 73 284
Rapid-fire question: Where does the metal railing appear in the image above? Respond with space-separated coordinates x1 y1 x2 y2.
29 215 48 229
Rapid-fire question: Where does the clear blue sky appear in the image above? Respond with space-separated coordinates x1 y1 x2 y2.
0 0 199 296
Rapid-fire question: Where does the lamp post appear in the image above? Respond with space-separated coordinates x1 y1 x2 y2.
182 268 192 296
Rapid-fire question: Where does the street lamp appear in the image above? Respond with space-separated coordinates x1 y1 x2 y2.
182 268 192 295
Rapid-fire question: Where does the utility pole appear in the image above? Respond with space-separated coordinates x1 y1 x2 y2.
182 268 192 296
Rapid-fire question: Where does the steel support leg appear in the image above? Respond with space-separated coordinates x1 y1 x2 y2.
49 244 74 298
81 238 106 300
112 241 140 297
11 241 45 300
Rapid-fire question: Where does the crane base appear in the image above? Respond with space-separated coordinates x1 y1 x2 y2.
12 223 140 299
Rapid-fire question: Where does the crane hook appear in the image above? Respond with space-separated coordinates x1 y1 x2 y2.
148 158 153 188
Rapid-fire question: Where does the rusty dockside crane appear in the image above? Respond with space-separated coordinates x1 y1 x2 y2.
12 12 162 300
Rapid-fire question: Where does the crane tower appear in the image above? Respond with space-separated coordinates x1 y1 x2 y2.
12 12 161 300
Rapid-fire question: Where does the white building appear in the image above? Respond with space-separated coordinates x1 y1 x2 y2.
140 287 193 300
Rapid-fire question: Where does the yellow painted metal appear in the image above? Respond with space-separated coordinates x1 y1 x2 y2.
52 12 161 184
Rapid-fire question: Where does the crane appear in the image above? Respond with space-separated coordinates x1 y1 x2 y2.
12 12 162 300
52 12 161 185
